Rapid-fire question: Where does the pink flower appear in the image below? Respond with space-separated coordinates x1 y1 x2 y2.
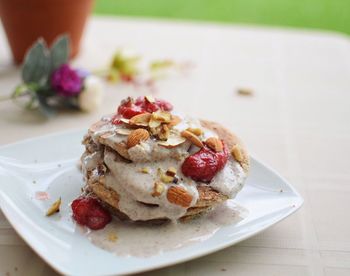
51 64 83 97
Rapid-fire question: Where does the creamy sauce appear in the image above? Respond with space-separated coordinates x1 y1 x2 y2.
85 200 249 257
104 150 198 221
82 114 247 221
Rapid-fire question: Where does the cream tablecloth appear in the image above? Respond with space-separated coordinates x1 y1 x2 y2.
0 17 350 276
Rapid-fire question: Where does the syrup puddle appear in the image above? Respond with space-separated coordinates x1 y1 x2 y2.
85 200 249 257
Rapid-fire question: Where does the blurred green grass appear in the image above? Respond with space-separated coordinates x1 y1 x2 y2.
94 0 350 35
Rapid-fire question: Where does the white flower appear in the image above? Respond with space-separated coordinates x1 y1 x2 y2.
78 76 103 112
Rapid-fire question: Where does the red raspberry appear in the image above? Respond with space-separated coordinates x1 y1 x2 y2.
71 196 111 230
86 207 112 230
181 142 229 182
114 97 173 124
117 104 144 119
154 99 173 111
112 116 123 125
134 96 173 113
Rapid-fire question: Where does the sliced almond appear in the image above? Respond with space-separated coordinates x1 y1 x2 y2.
158 134 186 148
152 182 164 197
129 113 151 127
46 198 61 216
145 95 155 103
187 127 203 136
167 186 193 207
158 124 170 141
231 144 243 162
127 128 150 148
149 117 162 128
120 118 130 124
115 128 132 135
99 132 115 140
181 130 203 148
206 137 223 152
152 111 172 123
88 121 106 134
168 115 182 128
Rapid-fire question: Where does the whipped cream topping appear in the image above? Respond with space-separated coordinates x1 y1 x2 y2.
82 114 246 221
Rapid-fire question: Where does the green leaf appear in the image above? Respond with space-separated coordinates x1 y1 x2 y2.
50 35 70 71
22 39 50 85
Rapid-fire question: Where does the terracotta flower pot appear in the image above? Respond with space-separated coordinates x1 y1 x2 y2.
0 0 94 64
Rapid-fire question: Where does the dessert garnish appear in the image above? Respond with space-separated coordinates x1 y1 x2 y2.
114 96 173 122
46 198 61 216
71 196 111 230
181 143 229 182
74 96 249 229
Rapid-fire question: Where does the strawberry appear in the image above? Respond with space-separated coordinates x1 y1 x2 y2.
86 207 112 230
181 143 229 182
114 96 173 124
71 196 111 230
117 104 144 119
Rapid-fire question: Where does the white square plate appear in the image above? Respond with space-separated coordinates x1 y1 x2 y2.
0 130 303 275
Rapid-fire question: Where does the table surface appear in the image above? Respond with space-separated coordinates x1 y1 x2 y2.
1 16 350 276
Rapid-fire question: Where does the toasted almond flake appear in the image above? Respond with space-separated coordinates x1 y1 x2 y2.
161 173 174 183
149 118 162 128
129 113 151 126
120 118 130 124
100 132 115 140
152 111 171 123
152 182 164 197
88 121 105 134
158 124 170 140
46 198 61 216
145 95 155 103
166 167 177 177
115 128 132 135
168 115 181 128
181 130 203 148
140 167 150 174
158 134 186 148
206 137 223 152
231 145 243 162
108 232 118 242
127 128 150 148
187 127 203 136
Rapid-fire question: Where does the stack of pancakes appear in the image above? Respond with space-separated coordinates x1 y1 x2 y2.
81 117 249 223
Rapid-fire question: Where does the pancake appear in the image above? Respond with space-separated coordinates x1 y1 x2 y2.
81 116 249 222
